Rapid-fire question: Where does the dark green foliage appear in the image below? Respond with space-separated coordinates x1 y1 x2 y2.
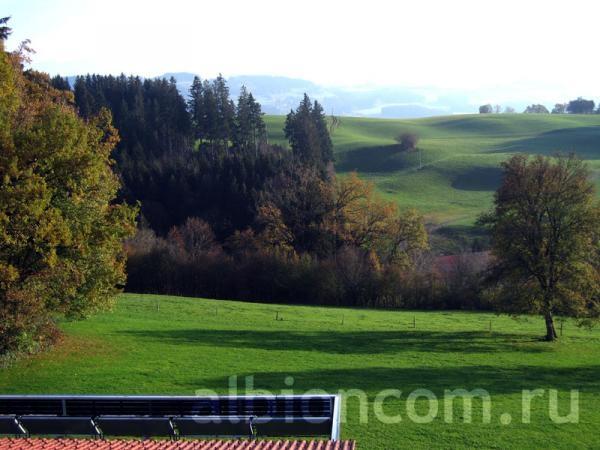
73 73 192 158
523 104 549 114
0 17 10 42
50 75 70 91
567 97 595 114
188 76 205 141
284 94 334 176
233 86 266 152
72 74 193 231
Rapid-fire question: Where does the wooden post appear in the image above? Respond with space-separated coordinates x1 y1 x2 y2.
489 320 492 332
341 315 344 326
560 320 564 337
276 311 279 321
413 316 416 329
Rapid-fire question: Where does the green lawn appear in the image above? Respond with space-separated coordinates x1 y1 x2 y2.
265 113 600 229
2 293 599 449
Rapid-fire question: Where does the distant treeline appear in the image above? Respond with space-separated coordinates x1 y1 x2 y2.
478 97 598 115
51 73 488 310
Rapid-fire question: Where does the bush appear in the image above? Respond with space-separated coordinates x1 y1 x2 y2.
395 132 419 151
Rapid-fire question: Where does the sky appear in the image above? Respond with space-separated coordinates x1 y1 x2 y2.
3 0 600 104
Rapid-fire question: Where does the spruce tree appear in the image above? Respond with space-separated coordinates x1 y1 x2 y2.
213 74 235 149
188 76 205 142
285 94 333 176
234 86 266 153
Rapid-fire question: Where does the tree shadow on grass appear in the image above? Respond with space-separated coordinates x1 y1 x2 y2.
491 126 600 160
336 145 415 173
450 166 503 191
195 364 600 396
119 329 551 355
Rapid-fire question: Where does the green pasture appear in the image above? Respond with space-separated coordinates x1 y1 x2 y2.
2 294 599 449
265 113 600 230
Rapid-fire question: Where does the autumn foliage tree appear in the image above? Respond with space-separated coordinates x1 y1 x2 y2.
0 30 137 354
333 173 427 267
479 155 600 341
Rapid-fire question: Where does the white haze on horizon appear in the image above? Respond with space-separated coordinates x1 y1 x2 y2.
4 0 600 109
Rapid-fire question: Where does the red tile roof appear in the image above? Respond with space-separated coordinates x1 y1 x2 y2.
0 438 355 450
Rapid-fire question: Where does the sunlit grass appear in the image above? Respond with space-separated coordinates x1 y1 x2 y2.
1 293 599 449
266 113 600 228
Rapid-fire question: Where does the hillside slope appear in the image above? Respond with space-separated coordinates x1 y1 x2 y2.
265 114 600 233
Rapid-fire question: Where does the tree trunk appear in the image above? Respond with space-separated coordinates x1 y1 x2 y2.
544 312 558 341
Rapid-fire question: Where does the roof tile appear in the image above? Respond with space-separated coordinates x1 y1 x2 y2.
0 439 355 450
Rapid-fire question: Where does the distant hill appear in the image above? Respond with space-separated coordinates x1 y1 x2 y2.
264 112 600 248
64 72 565 118
160 72 465 118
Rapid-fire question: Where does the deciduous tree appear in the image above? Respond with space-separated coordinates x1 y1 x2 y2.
479 155 600 341
0 35 137 354
523 104 549 114
567 97 595 114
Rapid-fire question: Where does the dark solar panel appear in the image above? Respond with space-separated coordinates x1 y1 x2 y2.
253 417 333 437
0 399 62 416
0 416 26 436
19 417 99 436
0 395 340 440
173 416 253 437
95 416 174 437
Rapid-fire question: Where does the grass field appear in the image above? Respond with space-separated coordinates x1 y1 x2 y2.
1 293 599 449
265 114 600 233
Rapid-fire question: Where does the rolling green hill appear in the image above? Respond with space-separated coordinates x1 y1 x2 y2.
265 114 600 236
1 293 599 449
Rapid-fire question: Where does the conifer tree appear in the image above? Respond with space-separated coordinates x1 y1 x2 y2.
188 75 205 142
234 85 266 153
284 94 333 176
213 74 235 149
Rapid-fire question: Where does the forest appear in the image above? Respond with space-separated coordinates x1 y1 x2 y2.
50 73 449 309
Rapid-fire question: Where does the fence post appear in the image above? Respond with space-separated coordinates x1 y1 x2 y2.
560 320 564 337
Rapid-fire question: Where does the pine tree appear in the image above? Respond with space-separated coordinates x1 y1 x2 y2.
50 75 71 91
213 74 235 149
202 79 218 151
0 17 11 44
285 94 333 176
188 75 205 142
311 99 333 164
73 76 94 118
234 86 266 153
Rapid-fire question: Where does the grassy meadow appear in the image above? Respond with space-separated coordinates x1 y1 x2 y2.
265 114 600 232
1 293 599 449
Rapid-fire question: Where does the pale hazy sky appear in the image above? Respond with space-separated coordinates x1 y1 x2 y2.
4 0 600 102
